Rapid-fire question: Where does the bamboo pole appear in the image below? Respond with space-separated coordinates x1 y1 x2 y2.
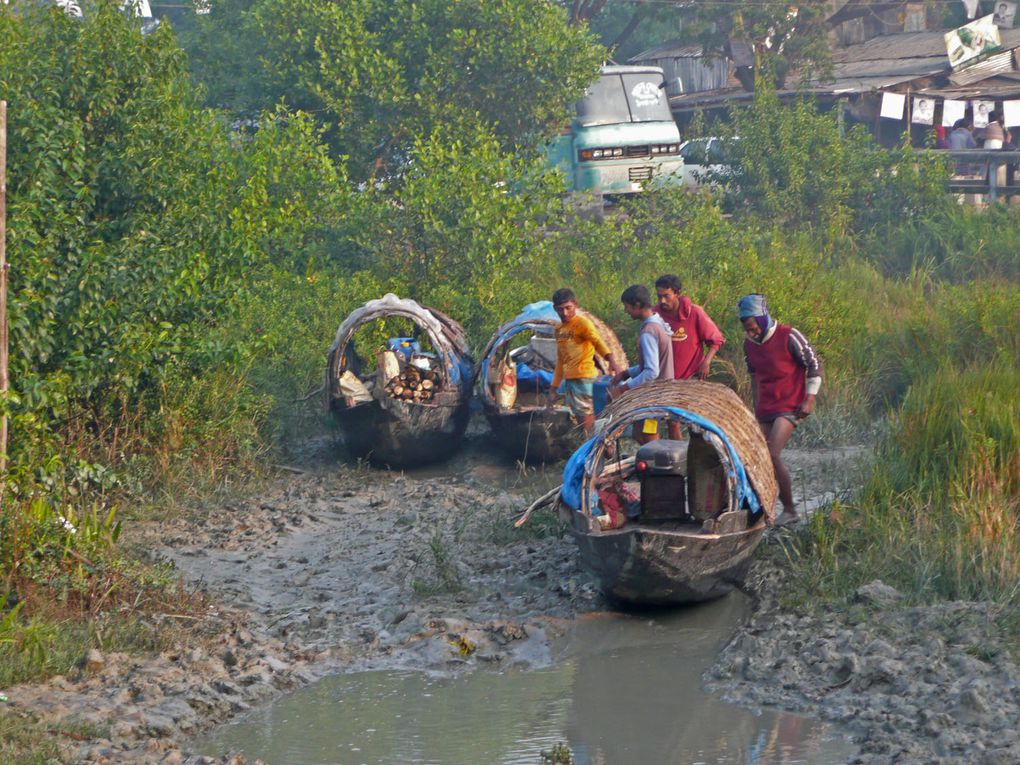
1 101 7 499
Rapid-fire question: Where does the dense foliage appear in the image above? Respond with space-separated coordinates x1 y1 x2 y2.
0 2 351 482
726 91 951 237
177 0 604 182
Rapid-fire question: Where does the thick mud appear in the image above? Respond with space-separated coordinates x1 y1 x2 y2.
4 439 1018 764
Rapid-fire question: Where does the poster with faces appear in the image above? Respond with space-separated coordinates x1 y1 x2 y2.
994 2 1017 28
972 100 996 128
912 97 935 125
942 99 967 127
881 92 906 120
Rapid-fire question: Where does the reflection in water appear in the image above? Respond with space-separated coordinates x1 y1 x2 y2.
199 596 856 765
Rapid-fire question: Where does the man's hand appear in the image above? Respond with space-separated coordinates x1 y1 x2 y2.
698 347 719 381
609 382 626 400
795 394 815 420
605 354 622 377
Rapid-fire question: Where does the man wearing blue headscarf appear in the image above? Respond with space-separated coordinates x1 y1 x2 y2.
738 294 822 527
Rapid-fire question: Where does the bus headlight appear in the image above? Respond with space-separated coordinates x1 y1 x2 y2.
577 146 628 161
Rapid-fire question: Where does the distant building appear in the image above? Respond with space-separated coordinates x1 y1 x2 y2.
627 41 733 99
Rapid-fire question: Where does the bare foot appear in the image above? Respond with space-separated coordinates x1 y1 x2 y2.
774 510 800 528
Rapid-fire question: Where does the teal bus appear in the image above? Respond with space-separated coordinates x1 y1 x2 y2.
546 65 684 196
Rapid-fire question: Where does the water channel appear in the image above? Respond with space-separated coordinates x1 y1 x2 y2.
194 436 858 763
198 595 855 764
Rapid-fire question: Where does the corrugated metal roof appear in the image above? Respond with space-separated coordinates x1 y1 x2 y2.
830 27 1020 64
668 27 1020 110
948 50 1017 85
800 28 1020 93
629 40 705 62
918 73 1020 99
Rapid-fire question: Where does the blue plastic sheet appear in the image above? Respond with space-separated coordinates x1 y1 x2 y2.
516 363 554 391
560 406 763 516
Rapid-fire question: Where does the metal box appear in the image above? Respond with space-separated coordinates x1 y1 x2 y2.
635 439 688 475
636 440 689 521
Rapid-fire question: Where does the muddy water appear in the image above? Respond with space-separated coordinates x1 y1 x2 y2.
198 596 855 765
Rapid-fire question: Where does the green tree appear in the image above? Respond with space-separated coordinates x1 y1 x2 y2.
178 0 605 182
726 89 949 236
0 1 350 476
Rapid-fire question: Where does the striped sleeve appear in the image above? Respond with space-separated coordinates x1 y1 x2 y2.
788 328 822 394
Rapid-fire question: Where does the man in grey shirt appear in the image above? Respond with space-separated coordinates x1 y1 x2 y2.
611 284 674 442
611 284 674 395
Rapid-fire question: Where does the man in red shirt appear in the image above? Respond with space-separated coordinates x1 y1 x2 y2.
738 293 822 527
654 274 725 439
654 275 724 381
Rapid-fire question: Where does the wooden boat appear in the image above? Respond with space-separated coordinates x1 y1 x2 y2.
325 294 474 468
476 301 627 463
559 379 778 606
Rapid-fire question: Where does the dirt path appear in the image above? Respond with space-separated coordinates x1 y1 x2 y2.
11 440 1015 764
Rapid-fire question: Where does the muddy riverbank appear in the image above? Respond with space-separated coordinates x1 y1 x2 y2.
4 441 1017 764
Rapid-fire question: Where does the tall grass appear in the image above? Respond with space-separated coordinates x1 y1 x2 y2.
790 361 1020 607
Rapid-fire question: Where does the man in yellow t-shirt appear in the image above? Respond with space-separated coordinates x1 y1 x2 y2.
549 288 620 434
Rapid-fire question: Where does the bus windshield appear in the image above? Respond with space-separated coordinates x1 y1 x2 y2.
575 72 673 127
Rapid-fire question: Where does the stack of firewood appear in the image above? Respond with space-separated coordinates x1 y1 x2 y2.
384 366 440 403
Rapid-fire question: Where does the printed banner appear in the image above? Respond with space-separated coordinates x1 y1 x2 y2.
912 97 935 125
973 100 996 127
945 15 1002 69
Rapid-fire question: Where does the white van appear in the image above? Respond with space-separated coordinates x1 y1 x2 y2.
678 137 738 188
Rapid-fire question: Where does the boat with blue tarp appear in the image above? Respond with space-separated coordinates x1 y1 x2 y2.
476 301 627 462
559 379 778 605
326 294 474 468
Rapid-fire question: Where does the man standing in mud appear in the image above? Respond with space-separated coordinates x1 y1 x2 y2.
738 293 822 527
549 288 620 435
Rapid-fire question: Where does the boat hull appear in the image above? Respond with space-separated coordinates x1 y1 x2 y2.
333 399 469 468
484 409 581 463
572 521 765 606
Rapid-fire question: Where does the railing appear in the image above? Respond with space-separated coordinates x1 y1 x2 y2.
929 150 1020 203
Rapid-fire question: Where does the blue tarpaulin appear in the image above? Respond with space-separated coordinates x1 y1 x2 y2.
516 363 554 390
560 406 763 516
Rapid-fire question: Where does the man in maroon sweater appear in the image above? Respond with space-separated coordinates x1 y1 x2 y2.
654 274 724 381
654 274 724 439
738 294 822 527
